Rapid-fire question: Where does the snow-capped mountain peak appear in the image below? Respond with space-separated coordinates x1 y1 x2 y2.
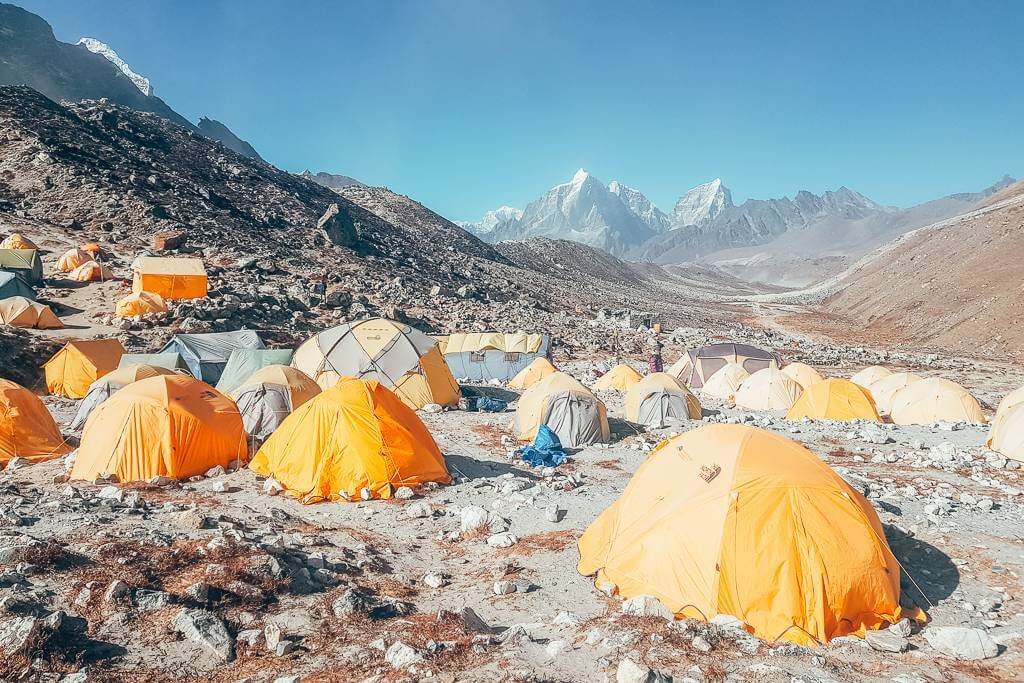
608 180 670 234
77 37 152 96
456 205 524 235
671 178 733 228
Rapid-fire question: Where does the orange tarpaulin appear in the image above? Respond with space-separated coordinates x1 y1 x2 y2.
44 338 125 398
578 424 924 646
249 377 449 502
71 375 247 483
132 256 208 300
0 379 71 466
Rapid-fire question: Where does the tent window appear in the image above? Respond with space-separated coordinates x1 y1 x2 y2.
503 352 522 363
470 352 486 363
699 358 727 380
743 359 770 373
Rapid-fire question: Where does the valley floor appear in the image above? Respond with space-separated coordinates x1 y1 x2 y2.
4 322 1023 682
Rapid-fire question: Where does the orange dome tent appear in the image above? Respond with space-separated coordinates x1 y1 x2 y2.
0 379 71 466
0 296 62 329
249 377 450 502
987 403 1024 463
851 366 891 390
782 362 824 390
867 372 922 415
44 338 125 398
0 233 37 250
785 378 881 422
81 242 104 258
115 291 168 318
57 248 91 273
578 424 922 646
67 260 114 282
70 363 178 431
889 377 985 425
71 375 247 483
508 357 557 390
593 363 643 391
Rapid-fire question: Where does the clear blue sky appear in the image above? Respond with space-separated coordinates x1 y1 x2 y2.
18 0 1024 220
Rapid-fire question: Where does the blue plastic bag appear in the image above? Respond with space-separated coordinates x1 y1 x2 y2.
475 396 508 412
518 424 567 467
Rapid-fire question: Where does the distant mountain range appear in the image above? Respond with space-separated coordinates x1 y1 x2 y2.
301 170 366 191
462 167 1016 286
0 2 264 162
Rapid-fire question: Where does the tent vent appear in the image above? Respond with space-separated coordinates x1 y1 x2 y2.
699 464 721 483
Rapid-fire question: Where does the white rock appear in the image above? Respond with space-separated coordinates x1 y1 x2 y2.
865 628 909 652
96 486 123 502
262 478 284 496
616 657 651 683
493 580 516 595
460 505 490 532
394 486 415 500
923 626 998 660
620 595 673 620
406 501 432 518
171 608 235 662
422 572 447 589
385 641 423 668
486 532 517 548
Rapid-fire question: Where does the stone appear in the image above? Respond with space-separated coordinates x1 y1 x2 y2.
264 621 283 651
922 626 998 660
135 589 172 611
617 657 652 683
0 616 41 656
317 203 359 248
486 532 517 548
96 486 124 502
385 640 423 668
423 572 447 588
865 628 909 652
457 607 493 634
460 505 490 532
171 608 235 662
394 486 415 500
204 465 226 478
889 618 913 637
103 580 130 603
620 595 674 620
691 636 713 653
493 580 517 596
545 505 563 523
263 478 285 496
406 501 432 518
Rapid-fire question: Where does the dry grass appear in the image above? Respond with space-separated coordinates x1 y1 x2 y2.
496 530 576 557
471 422 509 451
594 458 623 470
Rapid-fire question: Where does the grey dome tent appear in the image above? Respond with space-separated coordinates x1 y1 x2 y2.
0 272 35 300
159 330 264 384
215 348 294 394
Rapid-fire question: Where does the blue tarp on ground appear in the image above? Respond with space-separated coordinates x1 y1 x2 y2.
518 424 567 468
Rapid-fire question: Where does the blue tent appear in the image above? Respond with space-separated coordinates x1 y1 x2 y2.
159 329 264 385
0 272 35 300
443 333 552 382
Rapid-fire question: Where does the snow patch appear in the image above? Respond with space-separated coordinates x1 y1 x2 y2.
77 37 152 96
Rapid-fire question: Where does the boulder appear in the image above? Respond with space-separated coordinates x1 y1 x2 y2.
171 608 235 663
923 626 998 660
317 203 358 248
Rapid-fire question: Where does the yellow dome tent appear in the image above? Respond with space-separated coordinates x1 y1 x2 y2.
734 368 803 411
44 338 126 398
593 363 643 391
700 363 749 401
115 291 168 318
292 318 459 410
0 233 37 250
0 379 71 466
0 296 62 329
249 377 449 502
516 372 610 447
782 362 824 390
508 357 557 390
785 378 881 422
889 377 985 425
987 403 1024 463
867 372 922 415
577 424 922 646
71 375 247 483
851 366 891 389
625 373 701 427
67 260 114 282
994 385 1024 423
70 363 178 431
132 256 208 300
57 248 91 273
231 365 321 446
